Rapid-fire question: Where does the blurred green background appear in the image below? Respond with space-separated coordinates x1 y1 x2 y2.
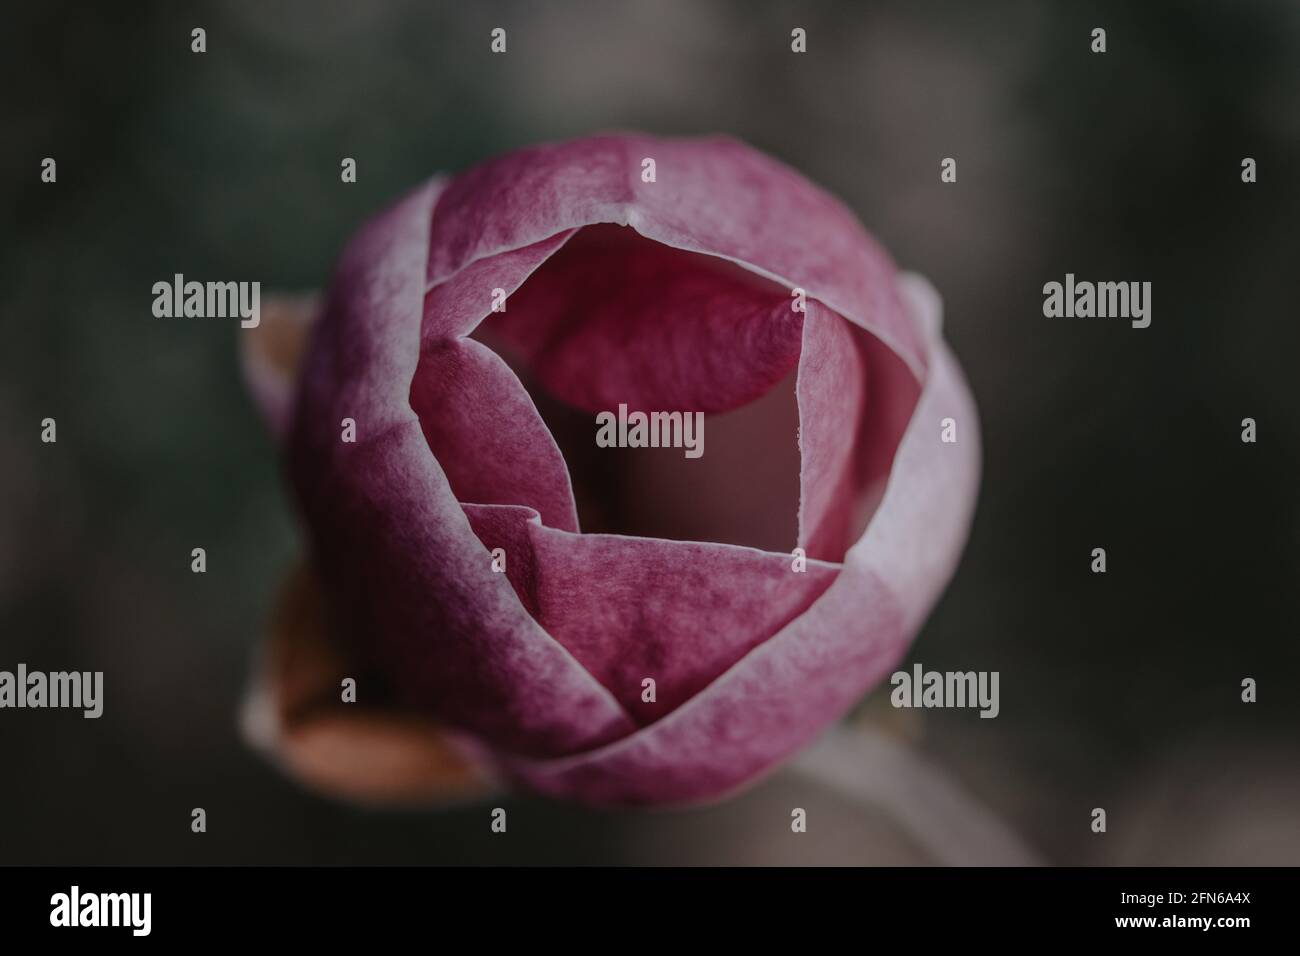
2 0 1298 864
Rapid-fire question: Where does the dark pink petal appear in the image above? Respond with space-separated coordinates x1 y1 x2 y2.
413 229 584 531
411 337 579 532
463 502 840 722
848 320 925 546
420 230 576 342
501 278 980 804
288 181 635 757
426 133 925 377
481 223 804 415
427 136 632 286
795 301 869 562
854 275 980 632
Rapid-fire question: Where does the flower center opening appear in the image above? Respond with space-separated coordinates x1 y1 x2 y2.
472 223 804 553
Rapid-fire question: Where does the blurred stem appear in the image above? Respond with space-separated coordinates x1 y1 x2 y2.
791 724 1044 866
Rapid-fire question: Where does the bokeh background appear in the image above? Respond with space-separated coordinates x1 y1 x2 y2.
3 0 1298 864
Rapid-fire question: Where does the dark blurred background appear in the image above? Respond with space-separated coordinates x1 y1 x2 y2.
2 0 1298 864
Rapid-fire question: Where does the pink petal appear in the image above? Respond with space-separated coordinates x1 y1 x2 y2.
795 300 869 562
480 223 804 415
420 229 576 342
462 502 840 722
426 133 924 377
410 337 579 532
